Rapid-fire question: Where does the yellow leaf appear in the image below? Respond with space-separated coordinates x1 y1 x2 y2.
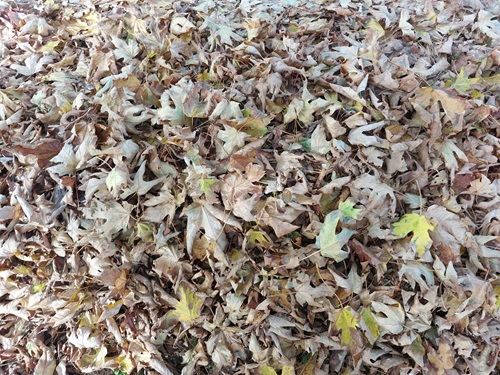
247 230 270 247
282 365 295 375
392 213 436 255
259 365 278 375
335 307 358 345
169 286 204 323
360 307 380 345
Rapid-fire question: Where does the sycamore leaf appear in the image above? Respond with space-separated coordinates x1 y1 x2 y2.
360 308 380 345
11 54 53 76
338 198 362 220
112 36 141 63
157 84 191 127
48 136 97 176
259 365 278 375
34 350 56 375
201 16 243 47
316 211 354 262
68 327 101 349
283 83 328 125
247 230 270 247
392 213 436 255
335 307 358 345
120 161 165 199
86 201 133 235
167 286 204 323
217 125 249 158
106 162 129 197
371 298 405 335
170 17 196 35
427 338 456 375
183 201 241 264
451 67 481 93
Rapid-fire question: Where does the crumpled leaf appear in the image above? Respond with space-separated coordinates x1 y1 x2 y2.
183 201 242 263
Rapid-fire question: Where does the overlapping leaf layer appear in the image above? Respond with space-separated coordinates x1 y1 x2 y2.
0 0 499 374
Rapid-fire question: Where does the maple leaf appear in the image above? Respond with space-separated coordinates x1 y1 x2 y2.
335 307 358 345
11 54 53 76
167 286 204 324
112 36 141 63
360 308 380 345
120 161 166 199
450 67 481 94
183 201 241 264
427 338 456 375
338 198 362 220
68 327 101 349
392 213 437 255
217 125 249 158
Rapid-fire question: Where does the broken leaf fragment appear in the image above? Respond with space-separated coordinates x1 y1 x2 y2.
167 286 204 324
392 213 436 255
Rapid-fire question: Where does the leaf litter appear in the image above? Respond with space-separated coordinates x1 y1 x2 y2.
0 0 499 374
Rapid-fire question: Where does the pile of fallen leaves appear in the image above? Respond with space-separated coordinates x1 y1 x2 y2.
0 0 499 373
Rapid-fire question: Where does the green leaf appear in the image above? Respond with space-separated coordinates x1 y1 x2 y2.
360 307 380 345
30 282 47 294
392 213 436 255
338 198 362 220
199 178 218 194
451 67 481 93
335 307 358 345
247 230 270 247
316 211 353 262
